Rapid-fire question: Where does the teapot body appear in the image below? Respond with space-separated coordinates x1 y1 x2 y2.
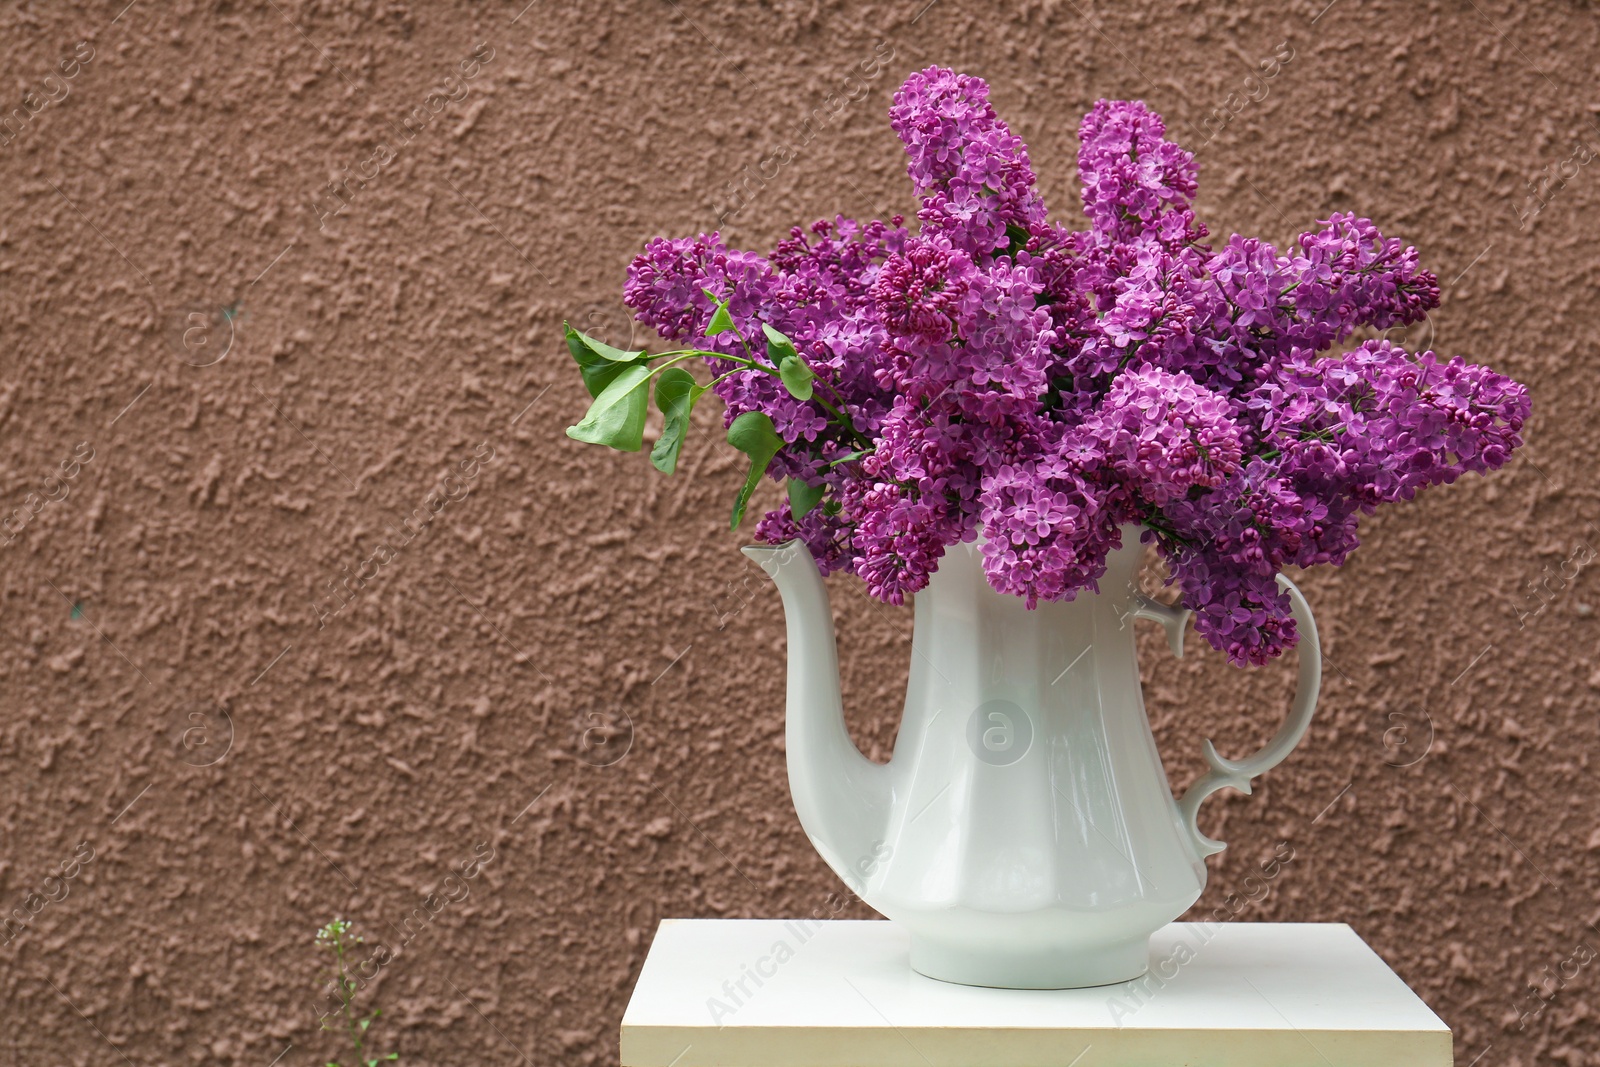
846 533 1205 988
746 523 1320 989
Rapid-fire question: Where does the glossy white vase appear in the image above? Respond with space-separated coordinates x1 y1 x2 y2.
744 525 1320 989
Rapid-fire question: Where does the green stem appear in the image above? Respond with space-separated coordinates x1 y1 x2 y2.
674 348 874 449
810 374 867 440
636 291 875 452
335 938 362 1059
1138 509 1190 547
643 350 714 375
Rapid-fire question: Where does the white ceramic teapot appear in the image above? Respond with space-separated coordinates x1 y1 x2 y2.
744 525 1319 989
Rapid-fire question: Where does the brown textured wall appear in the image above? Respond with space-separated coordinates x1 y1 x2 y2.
1 1 1596 1064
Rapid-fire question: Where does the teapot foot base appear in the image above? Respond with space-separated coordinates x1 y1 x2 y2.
909 934 1148 990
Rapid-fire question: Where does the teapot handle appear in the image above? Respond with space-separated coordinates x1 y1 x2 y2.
1135 575 1322 859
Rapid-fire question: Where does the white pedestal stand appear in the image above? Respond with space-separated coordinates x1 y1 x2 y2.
621 920 1450 1067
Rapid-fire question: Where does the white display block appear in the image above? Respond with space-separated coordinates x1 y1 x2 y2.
621 919 1450 1067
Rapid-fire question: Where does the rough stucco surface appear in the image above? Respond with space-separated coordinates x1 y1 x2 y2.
1 0 1597 1064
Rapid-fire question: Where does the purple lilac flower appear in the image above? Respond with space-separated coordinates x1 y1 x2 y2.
754 502 856 577
872 235 973 345
978 437 1123 607
1093 365 1244 506
889 66 1048 257
1289 214 1441 349
1078 98 1206 251
614 67 1530 667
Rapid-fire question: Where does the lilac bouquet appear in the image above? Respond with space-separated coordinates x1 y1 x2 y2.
564 67 1529 666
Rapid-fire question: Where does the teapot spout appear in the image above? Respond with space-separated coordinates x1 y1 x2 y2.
743 541 893 895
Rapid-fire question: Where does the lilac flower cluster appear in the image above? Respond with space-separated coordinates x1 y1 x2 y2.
621 67 1529 666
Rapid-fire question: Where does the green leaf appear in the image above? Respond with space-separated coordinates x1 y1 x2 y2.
777 353 814 401
565 322 647 399
567 363 651 451
827 449 869 468
1005 221 1031 255
761 324 813 400
726 411 784 531
360 1020 371 1032
701 288 736 337
788 478 825 520
762 323 798 363
568 323 647 364
651 367 704 474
